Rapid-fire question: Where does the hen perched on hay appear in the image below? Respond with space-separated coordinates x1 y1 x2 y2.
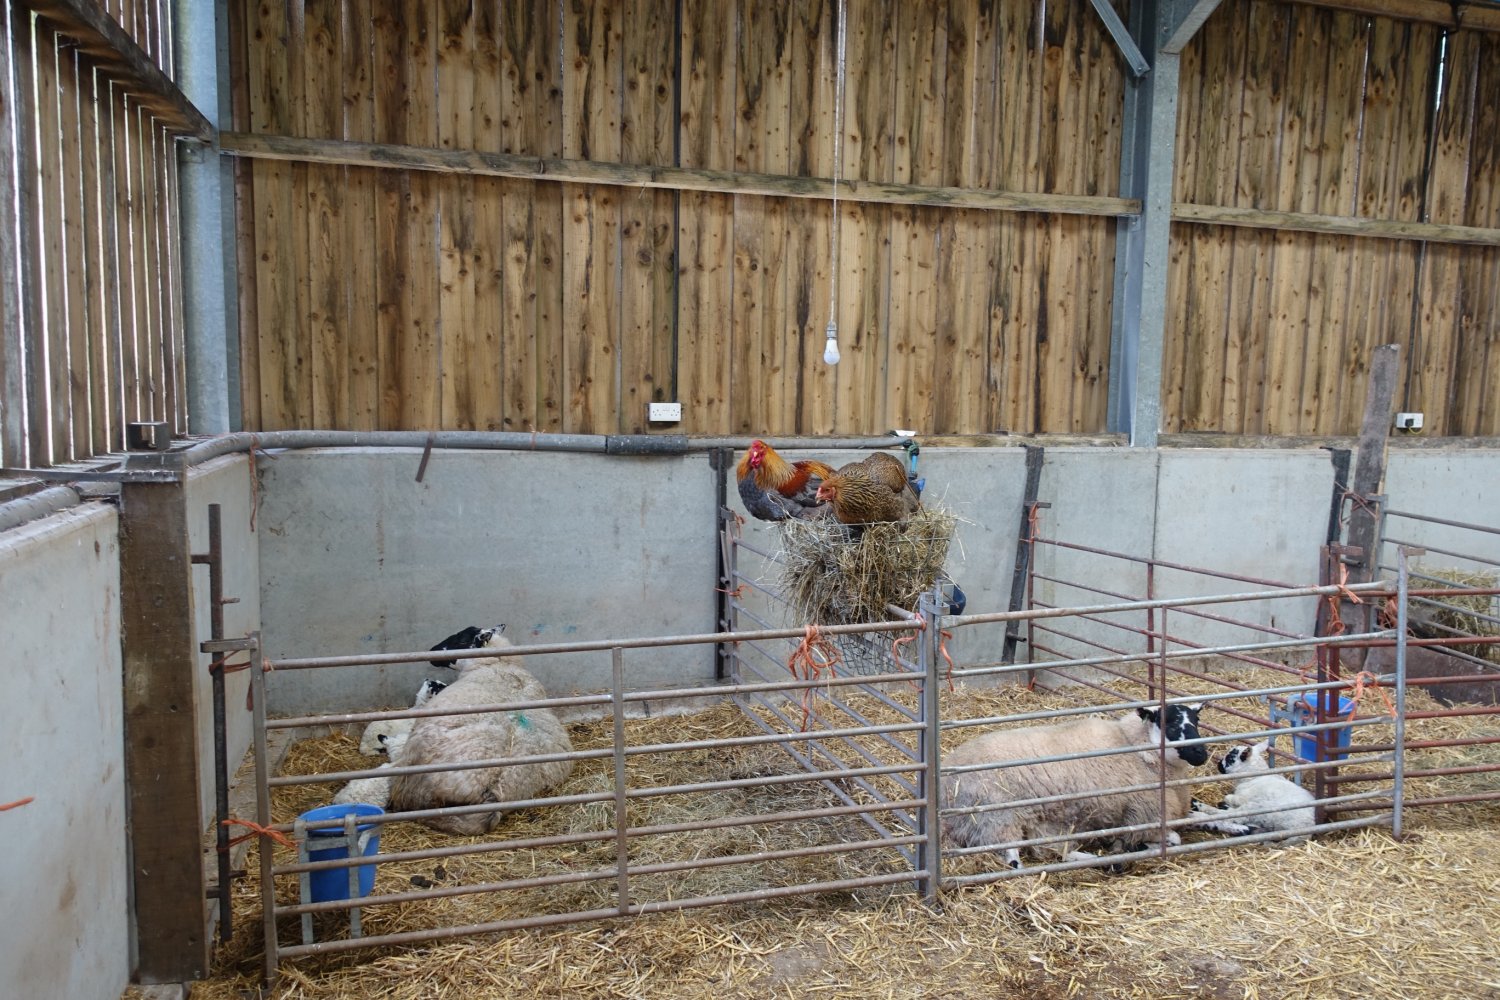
778 505 958 627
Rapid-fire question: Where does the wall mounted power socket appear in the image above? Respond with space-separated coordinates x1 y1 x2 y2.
1394 412 1423 431
648 402 683 423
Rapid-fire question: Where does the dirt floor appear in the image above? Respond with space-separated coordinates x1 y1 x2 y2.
130 673 1500 1000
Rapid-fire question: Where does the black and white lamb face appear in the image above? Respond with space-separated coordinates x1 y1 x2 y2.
1137 702 1209 767
428 624 507 668
1217 741 1270 774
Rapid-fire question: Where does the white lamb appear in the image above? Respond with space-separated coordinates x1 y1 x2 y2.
942 703 1219 868
357 678 448 756
388 625 574 835
332 730 408 807
1189 741 1315 842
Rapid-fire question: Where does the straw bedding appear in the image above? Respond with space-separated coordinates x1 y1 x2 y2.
164 665 1500 1000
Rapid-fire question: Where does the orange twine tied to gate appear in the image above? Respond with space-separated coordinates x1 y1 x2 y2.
222 817 296 850
1377 594 1402 631
1324 563 1364 636
892 624 956 692
939 629 956 692
788 624 841 731
1344 670 1397 719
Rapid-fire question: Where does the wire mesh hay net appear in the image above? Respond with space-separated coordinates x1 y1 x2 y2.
777 506 957 675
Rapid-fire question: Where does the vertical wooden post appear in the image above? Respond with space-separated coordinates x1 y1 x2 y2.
119 476 209 982
1342 343 1402 654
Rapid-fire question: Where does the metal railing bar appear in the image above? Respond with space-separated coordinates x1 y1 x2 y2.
738 689 924 807
278 795 927 876
281 834 927 917
942 789 1387 858
1027 537 1307 590
1381 509 1500 536
275 870 927 959
737 692 916 843
952 627 1392 681
940 815 1389 886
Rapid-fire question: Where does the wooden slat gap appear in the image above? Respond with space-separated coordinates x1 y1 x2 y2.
26 0 213 140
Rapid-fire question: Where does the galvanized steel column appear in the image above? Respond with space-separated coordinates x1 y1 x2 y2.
1107 0 1221 446
174 0 239 433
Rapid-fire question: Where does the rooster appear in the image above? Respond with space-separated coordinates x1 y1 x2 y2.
736 439 838 522
814 462 920 525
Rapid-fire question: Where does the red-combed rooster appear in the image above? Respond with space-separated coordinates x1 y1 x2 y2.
736 439 838 522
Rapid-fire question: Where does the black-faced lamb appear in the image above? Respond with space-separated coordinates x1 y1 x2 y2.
357 678 449 757
942 703 1212 869
1189 741 1314 842
388 625 574 835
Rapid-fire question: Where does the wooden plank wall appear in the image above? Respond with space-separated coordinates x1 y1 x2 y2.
1168 3 1500 437
0 7 184 468
232 0 1500 439
234 0 1125 437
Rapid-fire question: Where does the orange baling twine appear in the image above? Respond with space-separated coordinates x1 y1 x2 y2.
892 624 956 692
223 817 296 850
0 796 35 811
1344 670 1397 719
1324 563 1364 636
787 624 842 731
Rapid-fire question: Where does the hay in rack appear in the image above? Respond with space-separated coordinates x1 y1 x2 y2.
777 505 958 628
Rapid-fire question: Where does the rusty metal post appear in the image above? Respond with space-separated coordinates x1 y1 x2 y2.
191 503 237 943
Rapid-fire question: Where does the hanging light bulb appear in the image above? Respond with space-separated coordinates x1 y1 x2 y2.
821 0 847 370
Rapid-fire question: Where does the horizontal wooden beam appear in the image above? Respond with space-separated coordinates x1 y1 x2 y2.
26 0 214 141
1271 0 1500 32
1173 202 1500 248
218 132 1141 219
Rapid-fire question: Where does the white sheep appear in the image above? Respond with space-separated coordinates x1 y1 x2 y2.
332 730 409 807
388 625 574 835
357 678 449 756
942 703 1213 869
1189 741 1315 842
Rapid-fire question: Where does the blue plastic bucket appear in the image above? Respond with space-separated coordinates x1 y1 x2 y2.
299 803 383 902
1292 693 1355 762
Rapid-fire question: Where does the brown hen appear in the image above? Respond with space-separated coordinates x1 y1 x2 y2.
814 464 915 525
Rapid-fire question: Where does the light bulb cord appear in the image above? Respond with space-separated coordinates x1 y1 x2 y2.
827 0 847 336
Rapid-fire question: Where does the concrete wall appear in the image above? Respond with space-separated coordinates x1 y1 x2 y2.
256 448 720 713
0 503 128 1000
252 443 1500 711
184 455 262 836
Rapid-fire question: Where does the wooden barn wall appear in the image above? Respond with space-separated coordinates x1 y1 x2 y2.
232 1 1499 439
1168 4 1500 437
232 0 1125 436
0 4 184 469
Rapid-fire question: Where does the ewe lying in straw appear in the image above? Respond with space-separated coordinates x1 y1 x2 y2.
942 702 1239 869
389 625 574 835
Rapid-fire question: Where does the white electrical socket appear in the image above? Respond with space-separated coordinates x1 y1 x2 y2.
1394 412 1424 431
648 402 682 423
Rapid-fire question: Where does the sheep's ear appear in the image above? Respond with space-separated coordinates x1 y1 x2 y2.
377 733 388 746
1137 706 1158 724
1252 740 1270 757
1188 701 1205 713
